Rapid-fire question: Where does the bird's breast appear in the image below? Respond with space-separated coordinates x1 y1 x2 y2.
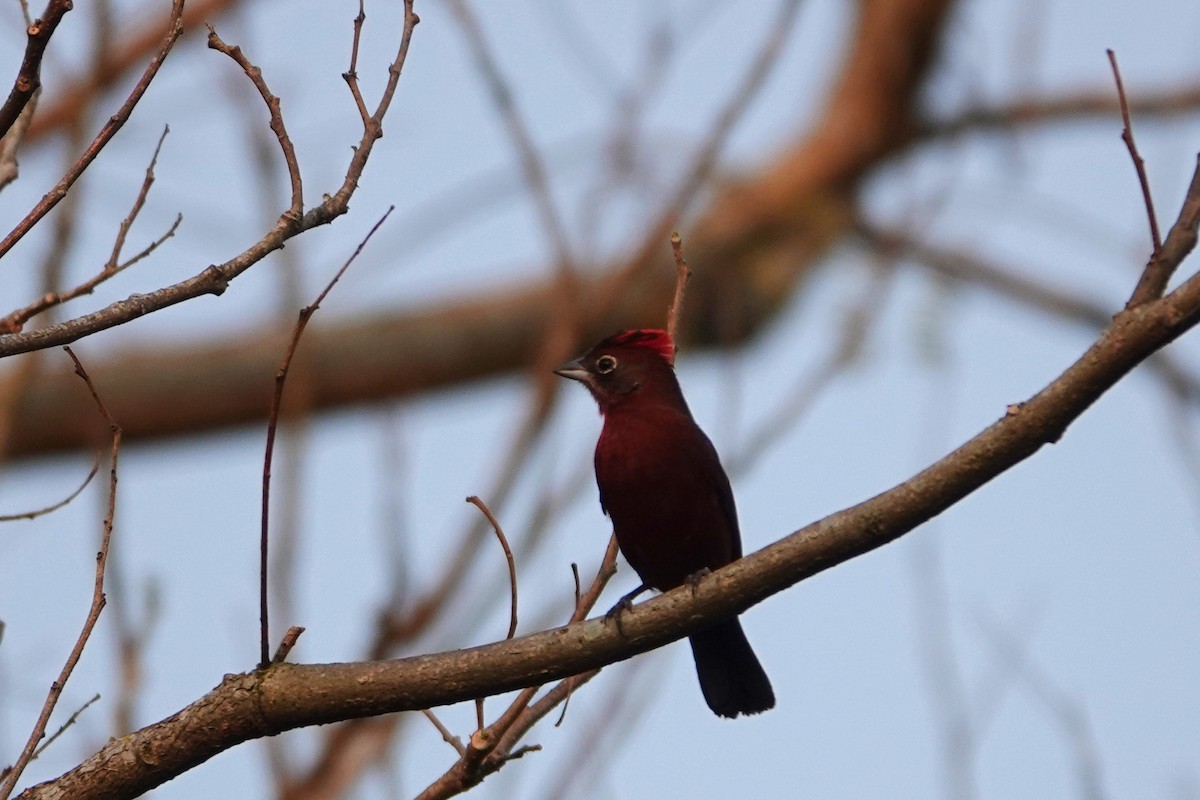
593 411 736 589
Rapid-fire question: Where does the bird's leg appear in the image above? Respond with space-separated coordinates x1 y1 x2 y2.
605 583 651 636
684 568 712 597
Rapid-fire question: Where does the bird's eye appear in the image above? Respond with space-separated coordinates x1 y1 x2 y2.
595 355 618 374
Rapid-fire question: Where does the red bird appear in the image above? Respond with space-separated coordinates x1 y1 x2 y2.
555 329 774 718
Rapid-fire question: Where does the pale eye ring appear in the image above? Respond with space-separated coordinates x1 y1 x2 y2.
595 355 618 374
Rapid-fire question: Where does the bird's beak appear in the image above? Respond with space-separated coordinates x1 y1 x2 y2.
553 357 590 383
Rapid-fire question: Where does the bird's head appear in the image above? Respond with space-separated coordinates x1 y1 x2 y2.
554 329 684 413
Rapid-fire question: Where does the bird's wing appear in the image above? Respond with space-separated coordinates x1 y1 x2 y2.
696 429 742 560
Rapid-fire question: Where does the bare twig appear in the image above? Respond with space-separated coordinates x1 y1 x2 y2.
466 495 519 641
665 232 691 350
0 693 101 784
420 709 466 757
539 660 655 800
0 348 121 800
342 0 371 124
570 562 581 608
259 207 393 665
0 458 98 522
271 626 306 664
1107 50 1161 253
207 27 304 220
105 125 170 270
31 693 101 763
0 0 184 263
1129 155 1200 307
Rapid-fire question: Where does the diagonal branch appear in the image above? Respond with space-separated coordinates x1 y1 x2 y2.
0 0 73 140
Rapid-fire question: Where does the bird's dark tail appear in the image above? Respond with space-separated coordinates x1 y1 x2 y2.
688 617 775 718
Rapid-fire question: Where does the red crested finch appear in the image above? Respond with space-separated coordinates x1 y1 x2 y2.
555 329 774 718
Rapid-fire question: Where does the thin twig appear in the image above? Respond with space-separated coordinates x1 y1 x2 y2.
421 709 466 757
0 348 121 800
665 231 691 353
1107 49 1161 253
259 207 394 666
570 562 581 608
270 626 306 664
466 495 518 640
0 0 184 262
33 692 101 760
474 699 485 737
23 0 243 143
0 692 101 784
105 125 170 271
552 560 587 728
207 27 304 222
465 492 518 742
1128 155 1200 307
0 458 98 522
539 660 656 800
342 0 371 125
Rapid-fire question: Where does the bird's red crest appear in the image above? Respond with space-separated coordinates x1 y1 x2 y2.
606 329 676 365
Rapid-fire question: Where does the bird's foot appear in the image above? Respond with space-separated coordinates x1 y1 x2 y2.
684 568 712 597
605 584 650 636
